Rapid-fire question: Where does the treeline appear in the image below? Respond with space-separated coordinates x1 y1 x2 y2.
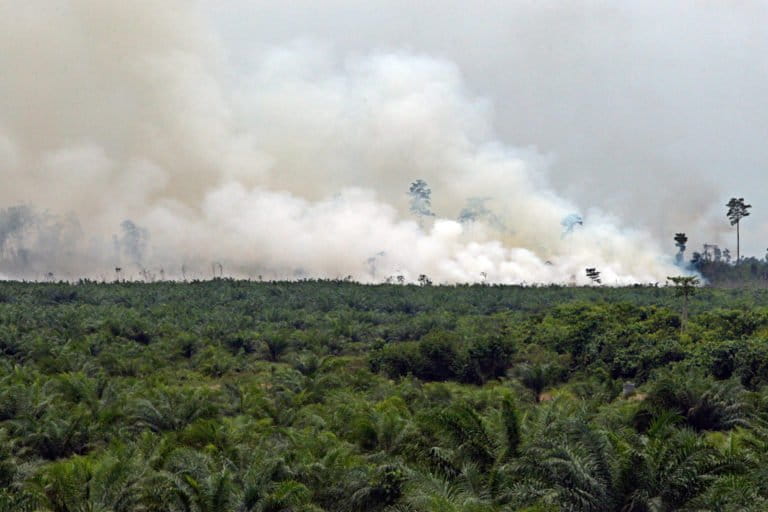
2 281 768 510
693 257 768 286
671 196 768 285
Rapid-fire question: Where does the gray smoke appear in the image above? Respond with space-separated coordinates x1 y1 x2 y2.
0 206 36 271
208 0 768 256
0 205 83 279
458 198 507 233
0 1 693 284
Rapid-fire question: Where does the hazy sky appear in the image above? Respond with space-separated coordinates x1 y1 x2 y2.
205 0 768 256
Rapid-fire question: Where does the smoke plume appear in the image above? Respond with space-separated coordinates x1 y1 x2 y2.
0 1 684 284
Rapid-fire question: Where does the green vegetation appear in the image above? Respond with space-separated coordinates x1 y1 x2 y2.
666 275 699 332
693 256 768 287
3 280 768 511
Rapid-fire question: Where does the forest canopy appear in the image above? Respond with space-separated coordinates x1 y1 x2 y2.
2 280 768 511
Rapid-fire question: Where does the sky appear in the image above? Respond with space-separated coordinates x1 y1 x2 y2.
0 1 766 281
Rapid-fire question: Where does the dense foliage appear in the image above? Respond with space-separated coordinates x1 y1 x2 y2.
694 257 768 286
2 279 768 511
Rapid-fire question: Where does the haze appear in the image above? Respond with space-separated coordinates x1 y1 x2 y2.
2 0 764 282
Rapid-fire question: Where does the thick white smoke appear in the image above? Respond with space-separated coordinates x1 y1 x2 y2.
0 1 683 284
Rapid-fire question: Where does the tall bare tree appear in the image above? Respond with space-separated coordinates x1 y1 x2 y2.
726 197 751 262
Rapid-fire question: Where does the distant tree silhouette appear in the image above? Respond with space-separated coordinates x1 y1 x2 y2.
726 197 751 262
674 233 688 264
408 179 434 226
585 268 601 284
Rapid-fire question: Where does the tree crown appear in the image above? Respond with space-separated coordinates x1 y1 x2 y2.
666 275 700 297
726 197 751 226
